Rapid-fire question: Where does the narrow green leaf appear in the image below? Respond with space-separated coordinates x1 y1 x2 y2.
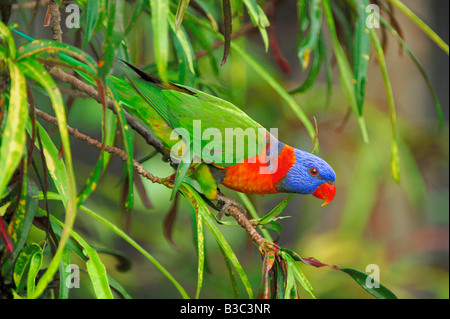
59 246 71 299
322 0 369 143
369 28 400 183
387 0 449 55
7 180 38 261
243 0 270 51
380 15 443 130
0 61 27 198
175 0 190 32
83 0 99 48
168 11 196 75
50 215 113 299
13 243 42 294
78 203 188 298
290 37 323 94
26 245 43 299
195 202 205 299
41 192 188 299
150 0 170 83
107 82 134 210
0 20 16 59
25 121 68 205
98 0 125 79
341 268 397 299
183 10 317 145
352 0 371 114
180 184 254 298
233 44 317 147
76 110 117 206
171 142 193 200
297 0 322 70
17 39 97 74
259 194 294 225
221 0 232 65
281 251 315 299
18 59 77 300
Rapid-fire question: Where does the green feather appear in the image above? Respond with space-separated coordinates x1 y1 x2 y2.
117 60 268 168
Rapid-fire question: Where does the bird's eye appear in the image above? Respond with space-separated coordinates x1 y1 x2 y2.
309 167 319 176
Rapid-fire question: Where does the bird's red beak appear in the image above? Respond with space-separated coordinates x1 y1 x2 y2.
312 182 335 206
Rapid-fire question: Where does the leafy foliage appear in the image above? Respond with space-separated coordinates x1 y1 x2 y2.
0 0 447 299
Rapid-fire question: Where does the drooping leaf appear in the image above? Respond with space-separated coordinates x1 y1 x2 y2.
259 194 294 225
168 11 196 75
242 0 270 51
387 0 449 55
341 268 397 299
17 58 77 300
83 0 99 48
379 15 443 129
221 0 232 66
171 141 193 200
26 244 43 298
369 27 400 183
257 249 276 299
25 121 69 205
352 0 371 114
280 251 315 299
7 179 39 261
98 0 125 79
107 81 134 211
180 183 254 299
322 0 369 143
297 0 322 70
174 0 190 33
49 214 114 299
16 38 97 74
13 243 42 294
76 109 117 206
150 0 170 83
195 198 205 299
0 61 27 199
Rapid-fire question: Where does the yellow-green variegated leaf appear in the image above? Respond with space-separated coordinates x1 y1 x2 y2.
0 61 28 197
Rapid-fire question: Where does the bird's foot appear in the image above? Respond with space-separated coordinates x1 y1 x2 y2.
215 193 247 220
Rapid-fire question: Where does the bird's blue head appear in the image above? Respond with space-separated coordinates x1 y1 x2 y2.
278 148 336 205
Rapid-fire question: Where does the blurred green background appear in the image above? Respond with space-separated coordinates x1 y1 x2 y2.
9 0 448 298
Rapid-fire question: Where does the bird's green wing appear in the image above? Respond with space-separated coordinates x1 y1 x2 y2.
161 90 266 166
107 76 174 150
118 61 267 167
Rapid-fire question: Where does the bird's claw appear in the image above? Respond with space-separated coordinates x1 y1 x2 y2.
215 193 247 220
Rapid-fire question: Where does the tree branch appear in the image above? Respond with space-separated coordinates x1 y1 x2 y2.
35 107 267 249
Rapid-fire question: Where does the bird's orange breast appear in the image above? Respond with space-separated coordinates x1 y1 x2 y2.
220 145 296 194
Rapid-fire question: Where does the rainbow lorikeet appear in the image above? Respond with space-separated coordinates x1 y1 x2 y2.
110 60 336 206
